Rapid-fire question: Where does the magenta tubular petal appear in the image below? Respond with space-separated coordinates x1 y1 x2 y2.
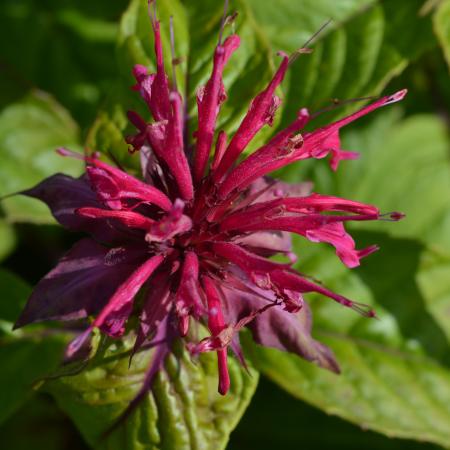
270 270 375 317
93 254 165 330
217 349 230 395
66 254 165 357
211 130 228 171
176 251 200 336
145 121 167 156
202 276 230 395
58 147 173 211
130 20 171 122
193 35 240 182
149 20 171 121
89 161 172 211
76 207 155 231
217 109 310 199
146 200 193 242
220 210 379 234
86 167 122 210
127 110 147 131
218 90 407 199
86 166 173 212
214 55 289 180
132 272 172 356
163 92 194 200
305 222 364 268
176 252 201 309
220 194 380 228
220 213 379 268
212 242 290 273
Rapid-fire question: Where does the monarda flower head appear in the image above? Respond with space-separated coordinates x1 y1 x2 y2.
14 2 406 400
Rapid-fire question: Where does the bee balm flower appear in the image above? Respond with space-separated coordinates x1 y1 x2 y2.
14 5 406 398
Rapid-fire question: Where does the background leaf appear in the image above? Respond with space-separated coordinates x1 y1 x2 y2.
434 0 450 70
0 91 82 224
0 269 69 423
245 0 435 127
0 0 128 126
0 334 68 424
229 377 442 450
47 338 258 450
247 111 450 447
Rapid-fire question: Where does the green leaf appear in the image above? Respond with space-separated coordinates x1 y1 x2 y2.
338 112 450 241
244 0 374 50
47 338 258 450
245 0 435 127
0 334 68 424
246 329 450 447
0 264 68 425
0 0 129 125
249 112 450 446
434 0 450 70
418 246 450 344
245 234 450 447
0 90 82 224
229 377 441 450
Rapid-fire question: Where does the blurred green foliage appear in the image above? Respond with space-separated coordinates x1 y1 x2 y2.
0 0 449 449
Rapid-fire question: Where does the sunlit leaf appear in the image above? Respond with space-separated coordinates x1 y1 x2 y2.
0 91 82 223
47 338 258 450
434 0 450 70
249 113 450 446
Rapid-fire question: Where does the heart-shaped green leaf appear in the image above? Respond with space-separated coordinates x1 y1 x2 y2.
47 338 258 450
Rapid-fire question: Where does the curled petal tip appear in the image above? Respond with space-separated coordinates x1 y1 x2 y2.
391 211 405 221
387 89 408 103
299 108 309 117
380 211 405 221
56 147 85 161
276 50 289 58
56 147 71 156
218 381 230 396
66 328 92 358
132 64 148 79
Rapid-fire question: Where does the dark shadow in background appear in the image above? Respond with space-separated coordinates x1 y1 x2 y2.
4 224 81 285
352 230 450 367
